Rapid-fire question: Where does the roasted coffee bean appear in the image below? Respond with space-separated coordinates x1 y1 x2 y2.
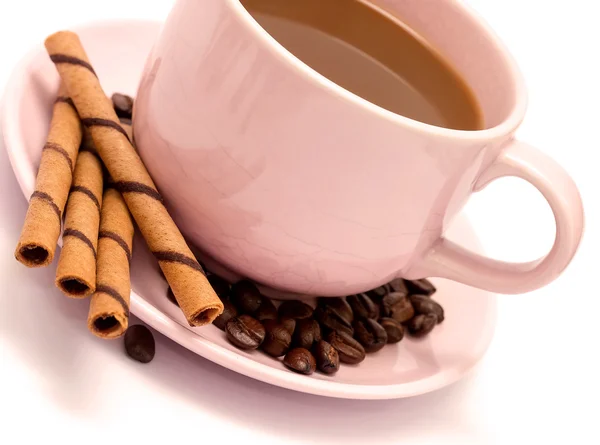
409 294 444 323
314 305 353 336
407 314 437 338
381 292 415 322
379 317 404 343
293 318 321 349
254 298 278 321
406 278 436 296
230 280 263 314
111 93 134 119
166 287 179 307
318 297 353 323
124 325 155 363
313 340 340 375
347 293 379 319
280 318 296 336
390 297 415 323
380 291 403 316
261 320 292 357
207 274 230 300
278 300 313 320
388 278 409 295
283 348 317 375
353 318 387 353
366 285 389 300
313 320 322 343
327 330 365 364
373 300 382 319
213 300 238 331
225 315 265 350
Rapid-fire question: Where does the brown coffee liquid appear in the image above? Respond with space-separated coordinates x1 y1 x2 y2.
241 0 484 130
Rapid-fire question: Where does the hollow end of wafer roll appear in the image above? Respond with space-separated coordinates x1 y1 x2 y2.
56 275 94 298
192 306 223 327
15 243 53 267
159 261 224 327
88 311 128 339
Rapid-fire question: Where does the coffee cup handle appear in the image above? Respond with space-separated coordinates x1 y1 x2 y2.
407 139 584 294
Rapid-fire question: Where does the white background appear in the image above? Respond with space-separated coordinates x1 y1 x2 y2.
0 0 598 443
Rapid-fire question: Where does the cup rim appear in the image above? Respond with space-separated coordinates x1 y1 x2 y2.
228 0 528 142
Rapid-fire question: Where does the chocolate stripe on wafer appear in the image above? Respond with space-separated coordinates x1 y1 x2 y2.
46 31 223 326
99 230 132 265
95 284 130 317
69 185 101 213
31 191 61 220
153 251 205 274
55 96 75 108
113 181 163 203
15 84 82 268
43 142 74 172
50 54 97 77
63 228 97 258
81 117 131 143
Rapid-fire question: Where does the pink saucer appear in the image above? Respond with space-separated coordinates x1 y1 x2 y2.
2 20 497 399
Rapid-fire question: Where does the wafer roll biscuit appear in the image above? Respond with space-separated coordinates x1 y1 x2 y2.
55 140 103 298
46 31 223 326
15 85 82 267
88 188 134 339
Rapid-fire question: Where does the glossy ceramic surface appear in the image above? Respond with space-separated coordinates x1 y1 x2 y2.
134 0 584 296
2 20 498 399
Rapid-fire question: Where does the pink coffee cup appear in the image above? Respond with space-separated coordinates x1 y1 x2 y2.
133 0 584 296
